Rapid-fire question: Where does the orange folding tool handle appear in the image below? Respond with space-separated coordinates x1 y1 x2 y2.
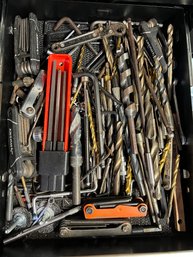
83 203 148 219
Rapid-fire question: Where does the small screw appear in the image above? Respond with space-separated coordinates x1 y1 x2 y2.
85 207 93 214
26 107 34 114
60 43 65 48
139 205 147 213
122 224 130 233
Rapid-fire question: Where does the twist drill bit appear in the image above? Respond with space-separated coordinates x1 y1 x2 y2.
77 45 86 72
84 84 91 188
154 139 171 190
167 154 180 224
159 139 172 173
113 121 123 195
102 36 114 72
163 137 173 190
117 49 138 154
125 157 132 195
105 63 114 152
85 88 98 154
126 19 145 130
70 106 83 205
167 24 174 101
154 58 174 133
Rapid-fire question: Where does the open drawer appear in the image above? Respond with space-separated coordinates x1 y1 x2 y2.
1 0 193 255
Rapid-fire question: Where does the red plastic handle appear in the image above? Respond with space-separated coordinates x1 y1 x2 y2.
42 54 72 152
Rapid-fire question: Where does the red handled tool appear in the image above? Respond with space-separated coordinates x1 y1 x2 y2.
40 54 72 191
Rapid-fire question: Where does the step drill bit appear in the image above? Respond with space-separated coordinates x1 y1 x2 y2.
70 106 83 205
167 24 174 101
113 121 123 195
117 46 138 154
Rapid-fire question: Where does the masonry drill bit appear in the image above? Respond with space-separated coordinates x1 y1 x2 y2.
167 24 174 101
118 49 138 154
77 44 86 72
167 154 180 224
154 58 174 133
85 88 98 154
125 157 133 195
70 106 83 206
113 121 123 195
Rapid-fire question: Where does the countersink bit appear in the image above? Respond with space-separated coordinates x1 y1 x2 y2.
167 154 180 224
117 49 138 154
154 58 174 133
70 106 83 206
167 24 174 101
113 121 123 195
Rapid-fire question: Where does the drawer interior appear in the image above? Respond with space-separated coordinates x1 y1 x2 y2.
1 0 193 254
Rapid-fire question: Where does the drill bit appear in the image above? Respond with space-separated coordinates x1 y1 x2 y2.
167 154 180 224
167 24 174 101
102 36 114 72
154 58 174 133
113 121 123 195
117 49 138 154
77 44 85 72
163 137 173 190
125 157 133 195
126 19 145 130
85 88 98 154
105 62 114 152
70 106 83 205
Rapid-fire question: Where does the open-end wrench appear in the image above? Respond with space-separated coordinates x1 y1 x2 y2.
51 23 126 53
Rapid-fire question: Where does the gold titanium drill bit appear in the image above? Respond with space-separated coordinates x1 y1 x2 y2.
167 24 174 101
113 121 123 195
167 154 180 224
125 157 132 195
85 88 98 154
159 139 172 174
77 45 86 72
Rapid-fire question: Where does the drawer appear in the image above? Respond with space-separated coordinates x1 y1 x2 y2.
1 0 193 255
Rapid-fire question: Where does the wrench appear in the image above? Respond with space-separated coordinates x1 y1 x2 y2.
51 22 126 53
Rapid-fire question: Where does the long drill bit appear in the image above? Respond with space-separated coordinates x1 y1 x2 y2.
167 24 174 101
70 106 83 205
105 63 114 153
117 48 138 154
154 58 174 133
85 88 98 155
167 154 180 224
113 121 123 195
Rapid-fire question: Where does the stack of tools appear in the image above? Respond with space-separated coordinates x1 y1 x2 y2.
4 15 186 245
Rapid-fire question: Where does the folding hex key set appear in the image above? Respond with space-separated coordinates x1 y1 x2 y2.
4 14 186 244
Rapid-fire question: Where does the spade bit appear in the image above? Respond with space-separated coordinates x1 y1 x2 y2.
51 22 126 53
